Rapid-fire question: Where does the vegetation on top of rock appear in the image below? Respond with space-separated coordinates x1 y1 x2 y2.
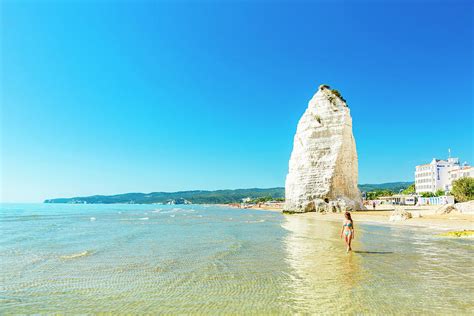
330 89 347 105
451 177 474 202
318 84 348 106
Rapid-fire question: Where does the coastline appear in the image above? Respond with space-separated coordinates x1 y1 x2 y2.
298 210 474 232
225 204 474 232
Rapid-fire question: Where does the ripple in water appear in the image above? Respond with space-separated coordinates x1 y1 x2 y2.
0 203 473 314
60 250 94 260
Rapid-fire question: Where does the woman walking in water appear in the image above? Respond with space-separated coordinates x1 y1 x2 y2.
341 211 354 252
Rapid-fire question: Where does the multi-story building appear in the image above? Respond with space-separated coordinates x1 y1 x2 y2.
415 157 460 193
448 166 474 190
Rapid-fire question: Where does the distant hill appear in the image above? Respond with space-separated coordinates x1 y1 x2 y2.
44 188 285 204
358 182 413 193
44 182 413 204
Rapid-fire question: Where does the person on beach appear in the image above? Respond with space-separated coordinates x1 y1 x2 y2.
340 211 354 252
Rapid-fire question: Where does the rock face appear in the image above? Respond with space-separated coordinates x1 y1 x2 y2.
389 209 413 221
284 85 363 213
436 204 456 214
454 201 474 214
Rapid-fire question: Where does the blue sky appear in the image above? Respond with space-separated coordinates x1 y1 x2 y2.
1 0 472 202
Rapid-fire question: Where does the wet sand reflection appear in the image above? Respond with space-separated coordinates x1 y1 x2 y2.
281 214 364 313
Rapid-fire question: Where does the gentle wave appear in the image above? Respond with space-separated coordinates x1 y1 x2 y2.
60 250 94 260
245 219 265 224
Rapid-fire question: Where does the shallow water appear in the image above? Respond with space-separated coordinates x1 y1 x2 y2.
1 203 473 314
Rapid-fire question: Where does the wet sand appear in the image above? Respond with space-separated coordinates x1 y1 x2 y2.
300 210 474 231
227 204 474 231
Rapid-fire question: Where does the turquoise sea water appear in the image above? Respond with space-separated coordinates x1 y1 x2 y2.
1 203 473 314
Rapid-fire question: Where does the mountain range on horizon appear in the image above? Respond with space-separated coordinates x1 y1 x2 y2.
44 182 413 204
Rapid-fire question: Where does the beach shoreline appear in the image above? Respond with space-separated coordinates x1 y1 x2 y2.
224 204 474 232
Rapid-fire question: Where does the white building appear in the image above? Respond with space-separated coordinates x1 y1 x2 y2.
448 165 474 190
242 197 252 203
415 157 460 193
379 195 417 205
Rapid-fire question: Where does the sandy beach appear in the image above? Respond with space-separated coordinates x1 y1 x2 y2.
228 204 474 232
299 210 474 232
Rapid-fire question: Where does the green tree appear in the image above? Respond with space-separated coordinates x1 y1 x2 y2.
421 192 435 198
252 195 274 203
451 177 474 202
434 189 445 197
366 189 394 200
402 183 415 195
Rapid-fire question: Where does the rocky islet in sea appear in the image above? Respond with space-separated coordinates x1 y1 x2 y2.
284 84 363 213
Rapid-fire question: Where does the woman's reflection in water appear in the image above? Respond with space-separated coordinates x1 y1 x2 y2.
281 214 364 314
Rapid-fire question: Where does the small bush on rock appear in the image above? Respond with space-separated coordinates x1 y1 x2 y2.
331 89 347 104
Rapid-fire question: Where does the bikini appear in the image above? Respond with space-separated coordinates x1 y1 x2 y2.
343 222 353 236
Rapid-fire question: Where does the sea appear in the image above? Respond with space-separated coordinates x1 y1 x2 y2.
1 203 473 314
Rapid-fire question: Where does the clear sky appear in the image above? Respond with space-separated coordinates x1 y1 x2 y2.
1 0 473 202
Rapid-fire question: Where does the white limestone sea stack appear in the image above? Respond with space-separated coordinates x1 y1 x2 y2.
284 84 363 213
